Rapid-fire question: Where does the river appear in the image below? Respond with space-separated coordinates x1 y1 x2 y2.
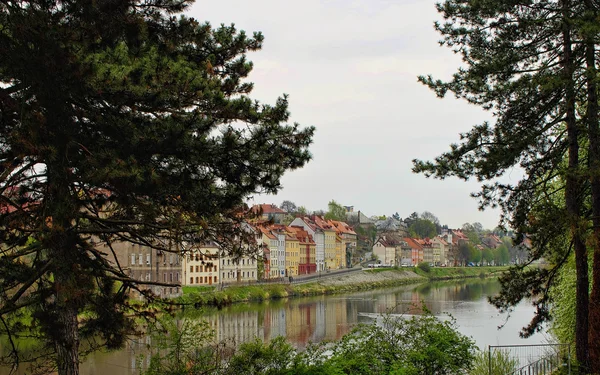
4 278 549 374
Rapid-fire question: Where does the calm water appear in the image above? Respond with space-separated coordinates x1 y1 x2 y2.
5 278 549 375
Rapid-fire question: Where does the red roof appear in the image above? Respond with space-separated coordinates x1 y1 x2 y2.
251 204 286 215
403 237 423 250
288 226 315 245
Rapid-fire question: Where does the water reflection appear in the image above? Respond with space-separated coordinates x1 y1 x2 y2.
2 278 547 375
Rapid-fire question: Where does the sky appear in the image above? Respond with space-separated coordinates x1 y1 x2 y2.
187 0 520 230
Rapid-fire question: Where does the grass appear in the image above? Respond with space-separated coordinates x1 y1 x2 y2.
413 266 509 280
177 266 509 309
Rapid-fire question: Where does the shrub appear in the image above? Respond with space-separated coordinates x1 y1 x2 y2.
469 349 518 375
417 262 431 273
142 312 477 375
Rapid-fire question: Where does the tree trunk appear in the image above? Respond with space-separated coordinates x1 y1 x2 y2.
584 1 600 372
54 274 80 375
562 1 589 370
46 159 81 375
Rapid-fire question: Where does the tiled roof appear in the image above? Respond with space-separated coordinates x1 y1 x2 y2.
403 237 423 250
251 204 286 215
328 220 357 235
287 226 315 244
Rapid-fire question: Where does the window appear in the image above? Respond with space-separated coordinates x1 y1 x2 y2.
196 265 199 272
146 254 151 265
176 272 179 281
190 277 193 284
214 276 218 283
204 276 207 283
131 254 136 265
163 273 166 282
196 277 199 283
138 253 143 264
169 255 173 265
190 266 193 273
169 273 173 282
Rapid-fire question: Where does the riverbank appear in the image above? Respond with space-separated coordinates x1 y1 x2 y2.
178 266 508 308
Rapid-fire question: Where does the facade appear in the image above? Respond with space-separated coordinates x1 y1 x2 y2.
372 235 398 265
220 254 259 283
288 226 317 275
313 217 338 270
417 238 434 265
403 237 424 265
329 220 357 268
183 244 219 286
259 226 280 278
290 217 326 271
285 230 300 276
397 239 412 266
432 236 449 266
111 241 182 299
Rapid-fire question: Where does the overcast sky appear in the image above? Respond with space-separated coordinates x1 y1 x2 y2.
188 0 519 230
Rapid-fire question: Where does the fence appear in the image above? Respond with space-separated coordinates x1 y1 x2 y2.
488 343 571 375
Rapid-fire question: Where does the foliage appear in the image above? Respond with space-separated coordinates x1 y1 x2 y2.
279 200 297 213
142 311 477 375
0 1 314 373
327 311 476 375
421 211 440 225
469 350 518 375
482 248 494 265
324 200 346 222
494 245 510 266
417 262 431 273
412 0 600 368
408 218 437 239
141 317 222 375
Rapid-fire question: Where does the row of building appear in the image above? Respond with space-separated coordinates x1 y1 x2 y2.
114 206 357 299
372 229 506 267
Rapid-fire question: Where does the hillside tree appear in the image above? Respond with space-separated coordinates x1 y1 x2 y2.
325 199 346 222
0 1 314 374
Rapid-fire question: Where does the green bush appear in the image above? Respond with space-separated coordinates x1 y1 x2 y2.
142 311 476 375
417 262 431 273
469 349 518 375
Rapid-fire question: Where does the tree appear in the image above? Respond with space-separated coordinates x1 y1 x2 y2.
0 2 314 374
324 200 346 222
420 211 439 226
412 1 597 370
279 200 297 213
408 218 437 239
482 248 494 266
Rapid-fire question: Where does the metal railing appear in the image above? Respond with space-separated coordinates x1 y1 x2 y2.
488 343 571 375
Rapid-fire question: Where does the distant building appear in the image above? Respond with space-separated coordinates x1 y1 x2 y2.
111 241 182 299
251 204 287 224
183 244 219 287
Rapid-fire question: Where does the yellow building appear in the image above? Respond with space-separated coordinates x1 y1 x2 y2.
335 234 344 269
285 230 300 276
314 216 337 270
329 220 357 268
288 226 317 275
183 244 219 286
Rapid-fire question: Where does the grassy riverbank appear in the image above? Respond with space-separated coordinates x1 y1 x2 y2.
178 266 509 308
412 266 509 280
